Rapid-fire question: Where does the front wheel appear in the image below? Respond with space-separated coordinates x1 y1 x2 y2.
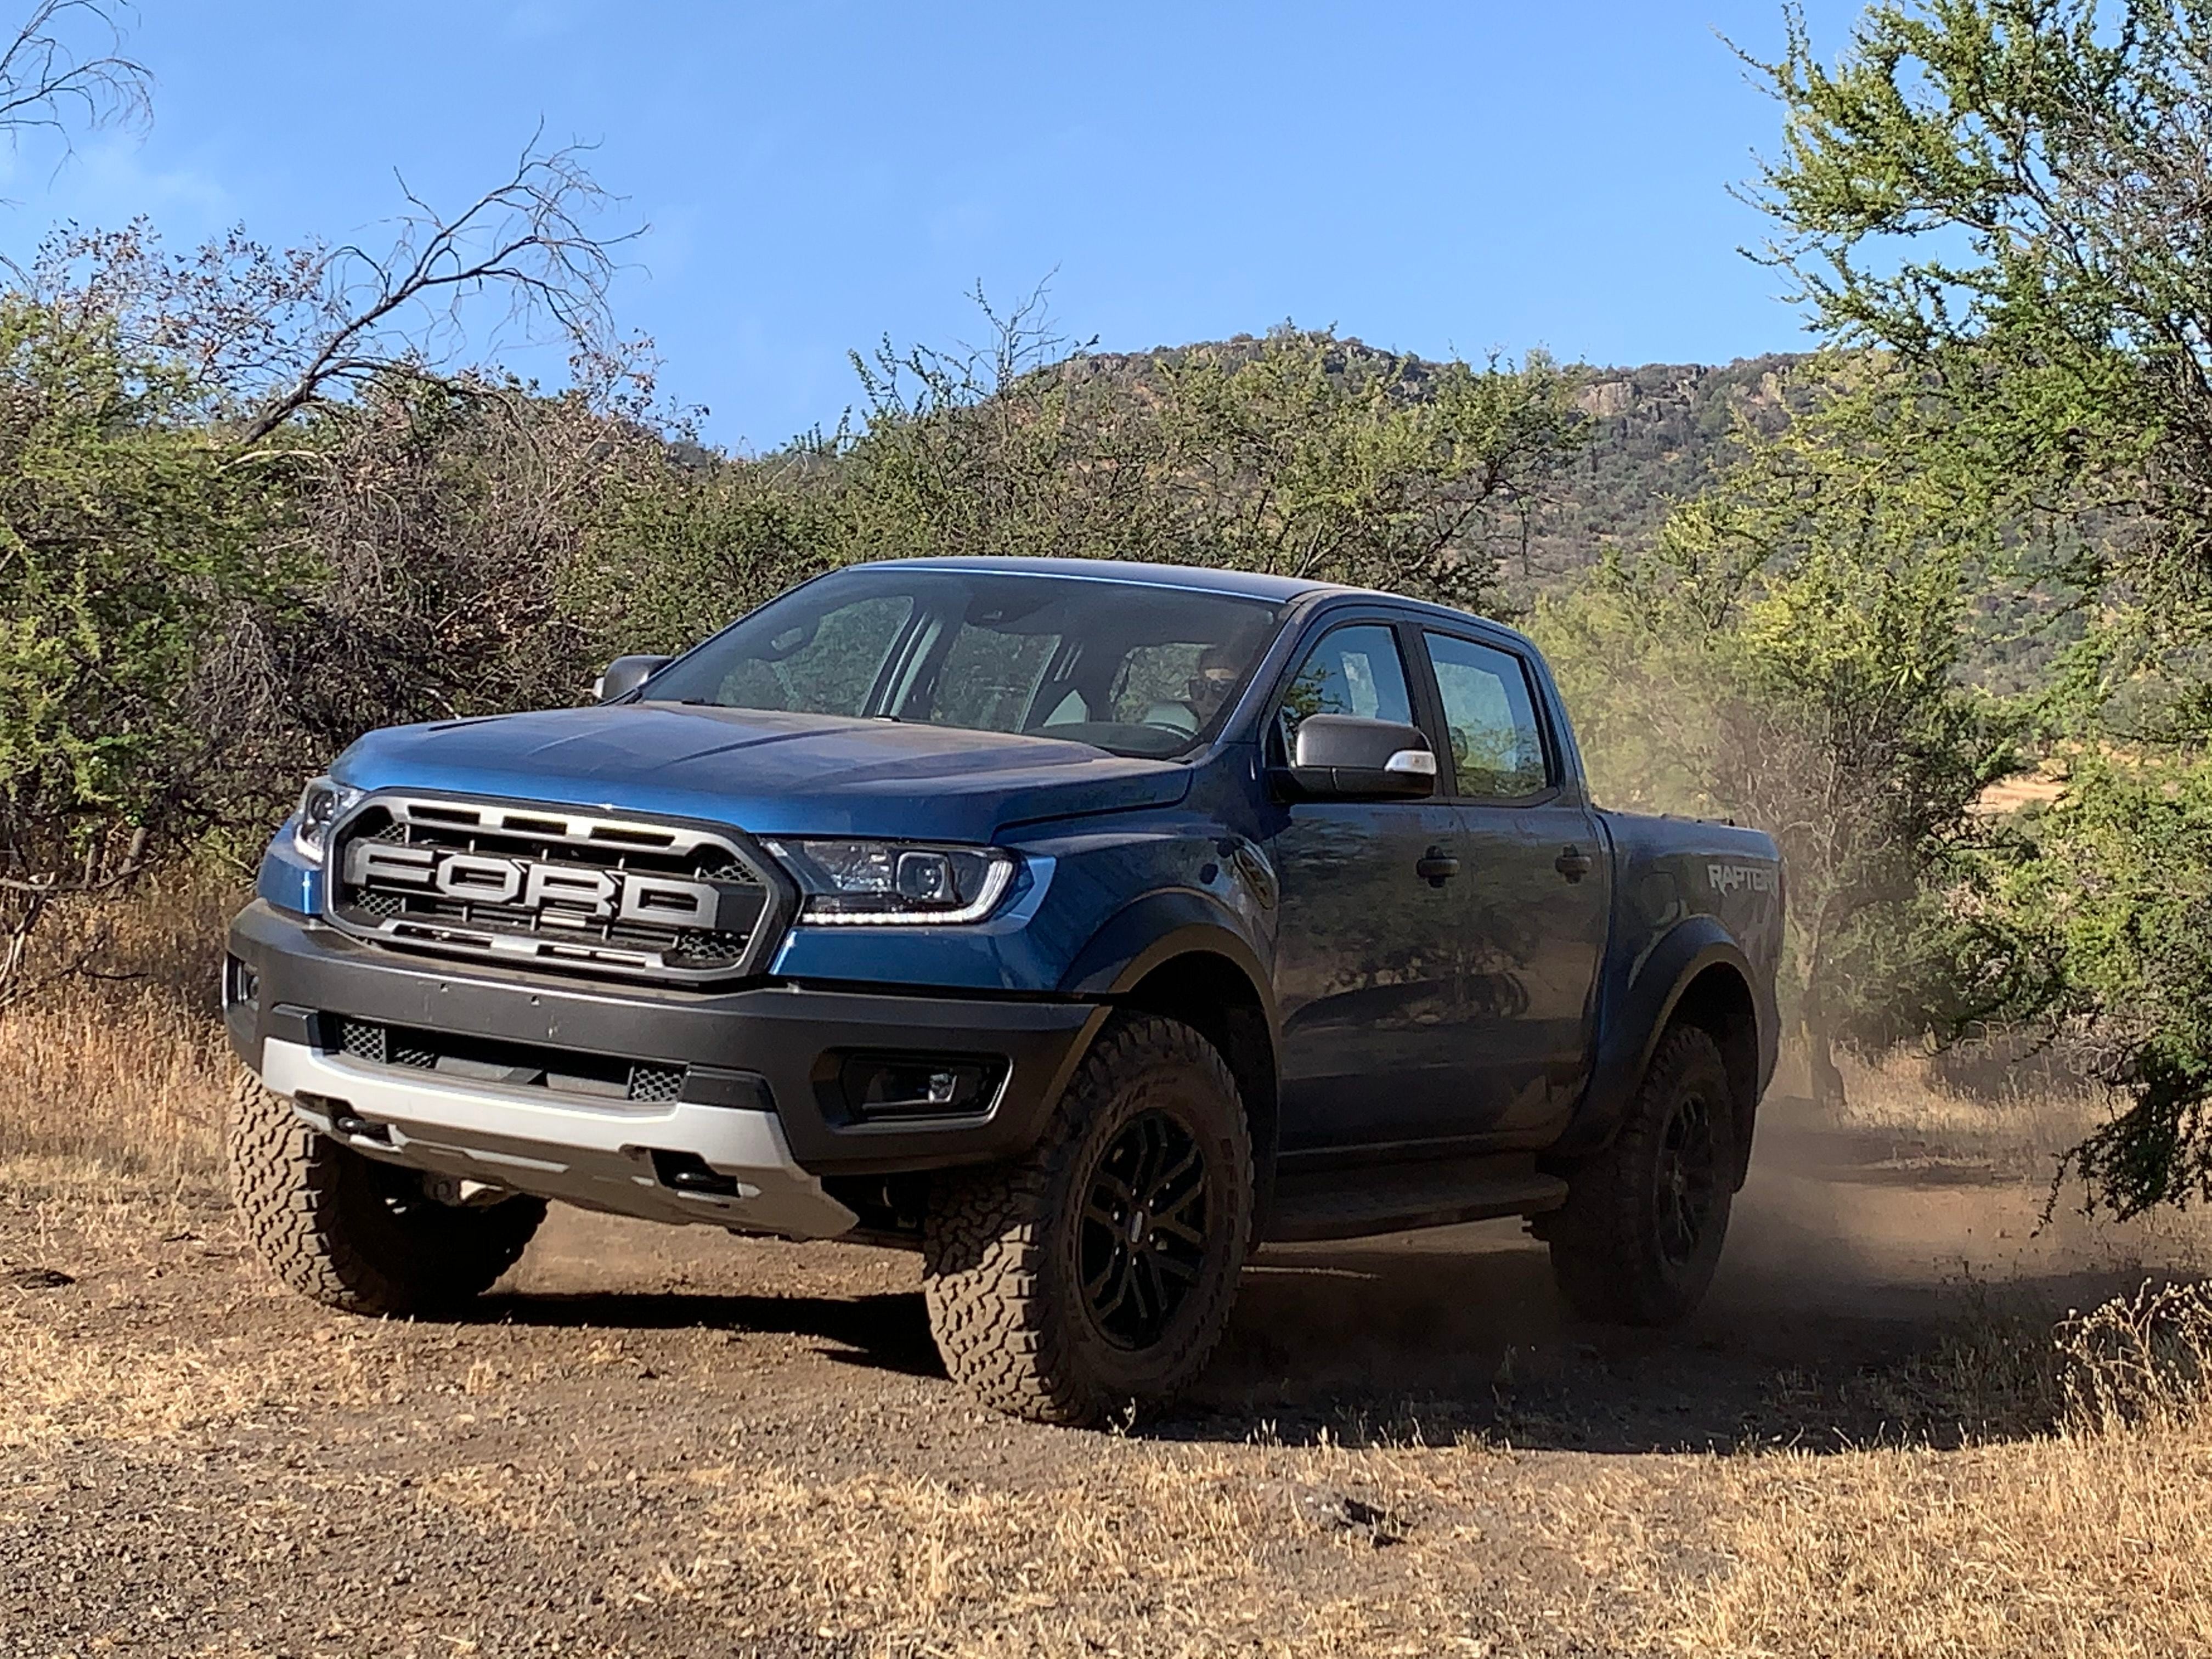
922 1014 1254 1426
228 1071 546 1317
1545 1023 1736 1327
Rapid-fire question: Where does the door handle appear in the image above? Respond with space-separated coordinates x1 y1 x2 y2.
1415 846 1461 887
1555 843 1593 882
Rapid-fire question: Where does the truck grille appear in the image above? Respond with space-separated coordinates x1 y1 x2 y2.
324 795 784 986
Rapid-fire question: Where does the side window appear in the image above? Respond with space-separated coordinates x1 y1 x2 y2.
716 594 912 714
1275 623 1415 756
1423 631 1550 798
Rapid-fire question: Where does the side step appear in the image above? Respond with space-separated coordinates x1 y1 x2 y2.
1263 1153 1569 1244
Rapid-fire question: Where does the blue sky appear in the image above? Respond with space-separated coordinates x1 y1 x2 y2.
0 1 1865 451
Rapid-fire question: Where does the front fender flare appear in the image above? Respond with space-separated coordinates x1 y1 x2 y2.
1058 888 1277 1026
1058 887 1284 1224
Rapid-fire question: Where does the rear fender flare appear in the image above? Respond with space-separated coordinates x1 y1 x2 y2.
1553 916 1771 1166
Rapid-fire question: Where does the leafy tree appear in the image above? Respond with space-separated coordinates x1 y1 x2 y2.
1536 357 2015 1104
1745 0 2212 1207
1151 330 1587 606
1954 755 2212 1210
831 287 1195 572
558 298 1593 675
0 295 272 990
0 123 635 995
830 295 1587 616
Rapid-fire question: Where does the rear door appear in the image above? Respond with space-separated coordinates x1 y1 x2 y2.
1412 627 1611 1145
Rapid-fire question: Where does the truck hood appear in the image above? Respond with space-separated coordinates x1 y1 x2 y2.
331 703 1192 842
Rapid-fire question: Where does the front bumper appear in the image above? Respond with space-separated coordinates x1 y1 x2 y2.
262 1036 859 1237
227 900 1107 1196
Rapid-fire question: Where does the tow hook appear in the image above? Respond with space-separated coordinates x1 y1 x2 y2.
423 1175 513 1207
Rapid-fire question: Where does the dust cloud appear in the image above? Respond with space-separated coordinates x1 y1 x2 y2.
493 1085 2212 1446
1206 1094 2211 1434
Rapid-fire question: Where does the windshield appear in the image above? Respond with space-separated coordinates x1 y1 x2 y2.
639 567 1285 758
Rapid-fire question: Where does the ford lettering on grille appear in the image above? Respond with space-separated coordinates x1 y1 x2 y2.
324 795 781 985
343 841 733 929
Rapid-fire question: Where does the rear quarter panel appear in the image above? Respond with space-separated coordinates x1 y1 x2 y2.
1552 809 1785 1161
1605 811 1784 999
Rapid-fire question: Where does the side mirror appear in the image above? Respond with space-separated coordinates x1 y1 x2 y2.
595 654 674 703
1280 715 1437 800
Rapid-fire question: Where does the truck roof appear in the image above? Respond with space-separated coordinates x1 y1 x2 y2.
865 556 1541 651
868 556 1351 606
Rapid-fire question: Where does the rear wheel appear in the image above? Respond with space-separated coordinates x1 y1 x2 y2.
1546 1024 1735 1326
228 1071 545 1317
922 1014 1254 1426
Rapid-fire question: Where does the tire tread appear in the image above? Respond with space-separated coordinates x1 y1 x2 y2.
1547 1023 1735 1327
923 1014 1252 1426
227 1069 543 1316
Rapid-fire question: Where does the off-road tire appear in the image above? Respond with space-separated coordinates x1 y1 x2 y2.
922 1013 1254 1427
227 1070 545 1317
1547 1023 1736 1327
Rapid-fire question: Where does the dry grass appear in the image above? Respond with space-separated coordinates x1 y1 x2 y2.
9 888 2212 1654
0 876 239 1194
1599 1293 2212 1658
0 1305 422 1449
573 1335 2212 1659
1816 1047 2111 1170
1581 1422 2212 1658
687 1458 1291 1654
639 1430 1584 1657
1699 1455 2209 1652
639 1311 2212 1659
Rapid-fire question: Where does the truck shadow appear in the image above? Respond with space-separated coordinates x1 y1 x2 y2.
476 1286 947 1380
1154 1135 2209 1452
476 1152 2207 1454
479 1228 2164 1454
1169 1234 2159 1454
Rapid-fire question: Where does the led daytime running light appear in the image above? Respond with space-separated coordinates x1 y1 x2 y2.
765 838 1017 926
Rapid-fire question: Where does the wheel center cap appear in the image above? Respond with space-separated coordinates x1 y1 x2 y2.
1126 1208 1152 1247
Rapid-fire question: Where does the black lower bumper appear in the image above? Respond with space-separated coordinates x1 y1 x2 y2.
225 900 1105 1176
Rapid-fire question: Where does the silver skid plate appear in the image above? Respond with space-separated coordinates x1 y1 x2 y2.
257 1037 857 1239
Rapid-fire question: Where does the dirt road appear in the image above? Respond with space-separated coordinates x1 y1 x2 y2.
5 1107 2206 1657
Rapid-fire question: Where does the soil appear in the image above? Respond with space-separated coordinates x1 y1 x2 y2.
4 1101 2207 1657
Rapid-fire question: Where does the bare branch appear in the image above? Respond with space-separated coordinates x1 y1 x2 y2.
230 136 641 448
0 825 149 897
0 1 148 169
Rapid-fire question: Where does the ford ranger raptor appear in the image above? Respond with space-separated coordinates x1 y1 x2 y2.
223 556 1784 1426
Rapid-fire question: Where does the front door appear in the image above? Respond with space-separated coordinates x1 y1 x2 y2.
1268 620 1482 1154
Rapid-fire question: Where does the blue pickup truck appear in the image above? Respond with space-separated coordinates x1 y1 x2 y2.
223 556 1782 1425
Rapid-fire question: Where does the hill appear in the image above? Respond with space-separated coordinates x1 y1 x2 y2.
1513 353 1803 604
1073 338 1808 612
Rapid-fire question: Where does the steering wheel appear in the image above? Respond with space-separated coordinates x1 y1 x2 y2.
1138 701 1201 736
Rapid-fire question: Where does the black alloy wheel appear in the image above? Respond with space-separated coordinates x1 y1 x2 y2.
1543 1022 1739 1327
921 1012 1255 1426
1652 1089 1719 1269
1078 1109 1210 1350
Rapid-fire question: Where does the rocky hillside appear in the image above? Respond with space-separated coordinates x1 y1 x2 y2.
1076 337 1808 612
1509 353 1804 604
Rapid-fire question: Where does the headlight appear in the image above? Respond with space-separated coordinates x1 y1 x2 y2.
764 839 1017 925
291 776 364 862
